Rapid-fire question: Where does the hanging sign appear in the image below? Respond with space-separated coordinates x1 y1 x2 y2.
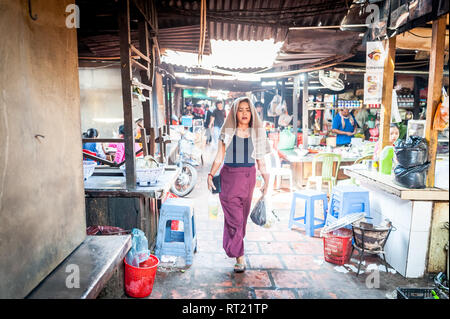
364 72 383 104
364 41 386 104
366 41 386 70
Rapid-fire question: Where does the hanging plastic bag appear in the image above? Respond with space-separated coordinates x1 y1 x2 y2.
433 89 449 131
268 94 282 117
394 136 428 168
250 197 267 226
394 162 430 189
125 228 150 267
391 90 402 124
278 129 296 150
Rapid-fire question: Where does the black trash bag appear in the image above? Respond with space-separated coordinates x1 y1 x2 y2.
394 136 428 168
250 197 266 226
394 162 431 189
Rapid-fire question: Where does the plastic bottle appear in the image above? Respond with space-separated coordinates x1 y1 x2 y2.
379 146 395 175
208 194 219 219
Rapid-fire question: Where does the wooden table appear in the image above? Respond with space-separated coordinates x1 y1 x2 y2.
344 166 449 201
84 166 180 249
279 148 359 188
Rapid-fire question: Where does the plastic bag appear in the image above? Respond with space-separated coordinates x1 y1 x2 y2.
394 162 430 189
250 197 266 226
433 90 449 131
126 228 150 267
268 95 283 117
278 129 296 150
394 136 428 168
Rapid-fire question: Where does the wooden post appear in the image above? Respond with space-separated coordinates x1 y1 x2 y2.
379 36 396 155
138 20 153 156
118 0 136 188
425 16 446 188
168 77 173 130
302 73 309 148
293 75 300 135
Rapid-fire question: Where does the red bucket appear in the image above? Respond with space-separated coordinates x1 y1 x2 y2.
124 254 159 298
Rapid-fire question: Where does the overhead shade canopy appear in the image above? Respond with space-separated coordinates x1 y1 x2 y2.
158 25 211 55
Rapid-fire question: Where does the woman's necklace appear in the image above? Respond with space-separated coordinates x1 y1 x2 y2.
237 127 250 138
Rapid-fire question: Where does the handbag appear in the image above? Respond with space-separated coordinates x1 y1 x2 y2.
212 174 221 194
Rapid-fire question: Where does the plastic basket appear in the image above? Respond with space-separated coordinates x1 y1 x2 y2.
396 287 443 299
83 161 97 180
124 255 159 298
121 166 164 186
323 228 353 265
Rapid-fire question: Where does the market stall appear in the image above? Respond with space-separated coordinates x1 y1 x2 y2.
344 166 448 278
84 166 180 249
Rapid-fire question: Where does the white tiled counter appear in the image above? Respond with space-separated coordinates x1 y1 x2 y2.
344 167 449 278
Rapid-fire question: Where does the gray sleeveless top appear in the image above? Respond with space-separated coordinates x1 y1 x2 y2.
224 135 255 167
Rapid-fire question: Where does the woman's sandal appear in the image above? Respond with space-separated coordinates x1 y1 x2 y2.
234 263 246 273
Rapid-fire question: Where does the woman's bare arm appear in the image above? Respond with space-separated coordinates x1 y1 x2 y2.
256 158 270 196
207 141 225 191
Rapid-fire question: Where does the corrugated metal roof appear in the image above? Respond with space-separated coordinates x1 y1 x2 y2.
158 25 211 55
157 0 353 42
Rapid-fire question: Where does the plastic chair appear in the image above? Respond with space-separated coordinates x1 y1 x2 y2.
337 155 373 186
154 198 197 265
289 189 328 237
267 148 293 192
306 153 341 194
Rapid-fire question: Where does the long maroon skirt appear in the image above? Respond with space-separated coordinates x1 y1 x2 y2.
219 164 256 258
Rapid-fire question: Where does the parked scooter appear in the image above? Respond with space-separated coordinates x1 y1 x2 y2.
170 128 201 197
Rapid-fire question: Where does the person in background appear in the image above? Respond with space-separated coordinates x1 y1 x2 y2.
109 125 126 164
183 101 193 116
210 100 226 145
82 128 106 160
193 103 205 120
353 106 370 140
331 108 358 146
372 123 400 160
254 101 264 120
204 104 213 144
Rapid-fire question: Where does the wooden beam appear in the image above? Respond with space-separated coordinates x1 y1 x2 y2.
118 0 136 188
379 36 396 155
138 19 154 156
293 75 300 135
130 44 150 63
302 73 309 148
83 152 118 167
140 128 148 156
131 58 149 72
425 16 446 188
82 138 146 143
132 79 152 92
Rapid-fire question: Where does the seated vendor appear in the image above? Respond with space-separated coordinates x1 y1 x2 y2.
331 108 358 146
373 123 400 160
82 128 106 161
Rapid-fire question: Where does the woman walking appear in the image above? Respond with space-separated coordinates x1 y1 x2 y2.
207 97 271 273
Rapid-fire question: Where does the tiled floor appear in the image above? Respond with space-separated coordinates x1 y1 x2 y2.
146 145 434 299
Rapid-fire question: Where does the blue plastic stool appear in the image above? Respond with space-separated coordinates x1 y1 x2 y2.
289 190 328 237
327 185 370 227
155 198 197 265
